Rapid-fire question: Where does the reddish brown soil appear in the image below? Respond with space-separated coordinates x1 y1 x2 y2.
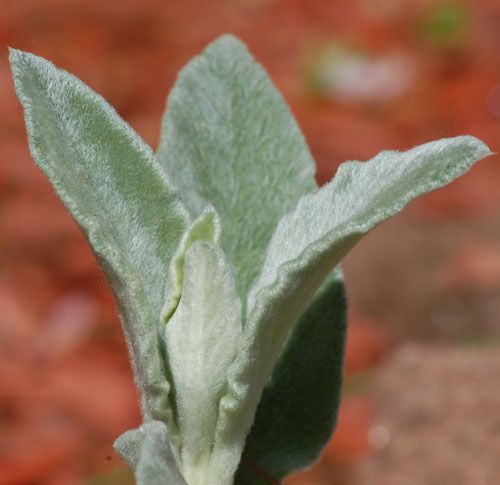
1 1 500 483
356 344 500 485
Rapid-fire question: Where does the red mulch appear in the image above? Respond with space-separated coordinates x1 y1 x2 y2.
1 1 500 483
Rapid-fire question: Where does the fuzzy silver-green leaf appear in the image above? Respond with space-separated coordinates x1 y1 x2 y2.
164 240 242 484
157 35 317 299
216 135 491 475
114 421 186 485
9 48 189 422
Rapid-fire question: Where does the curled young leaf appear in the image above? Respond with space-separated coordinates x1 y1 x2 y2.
161 205 221 324
164 240 242 484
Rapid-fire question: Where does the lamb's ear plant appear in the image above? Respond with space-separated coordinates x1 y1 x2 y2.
9 34 491 485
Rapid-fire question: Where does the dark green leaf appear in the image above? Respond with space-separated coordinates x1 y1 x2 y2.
235 269 346 483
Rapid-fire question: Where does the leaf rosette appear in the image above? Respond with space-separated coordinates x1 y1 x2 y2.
10 35 491 485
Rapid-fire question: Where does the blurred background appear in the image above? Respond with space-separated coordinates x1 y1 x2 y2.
1 0 500 484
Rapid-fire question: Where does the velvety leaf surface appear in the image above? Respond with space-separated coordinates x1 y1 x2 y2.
157 34 317 299
157 35 354 483
161 206 221 324
235 268 347 483
9 49 189 421
114 421 186 485
216 136 491 473
164 241 242 484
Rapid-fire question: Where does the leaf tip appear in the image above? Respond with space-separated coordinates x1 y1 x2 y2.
8 48 50 100
8 47 38 73
212 32 246 46
460 135 493 158
205 33 251 58
8 47 27 80
7 46 22 62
